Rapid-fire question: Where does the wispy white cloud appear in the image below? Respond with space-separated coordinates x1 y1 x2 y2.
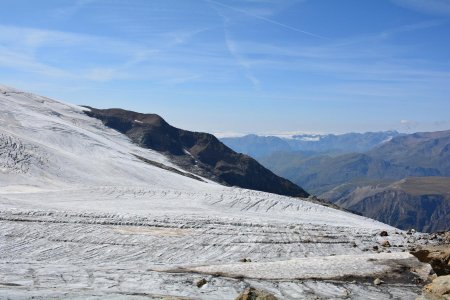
162 27 214 46
213 131 248 138
159 74 202 85
333 19 449 48
392 0 450 16
84 68 125 82
203 0 450 93
208 0 306 18
201 16 450 90
211 39 450 87
0 26 148 82
400 119 420 132
51 0 97 19
205 0 265 89
379 19 448 38
0 25 211 83
0 25 157 57
0 46 70 78
223 30 261 89
1 2 449 114
206 0 325 39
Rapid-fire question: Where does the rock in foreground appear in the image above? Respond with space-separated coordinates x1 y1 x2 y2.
235 287 277 300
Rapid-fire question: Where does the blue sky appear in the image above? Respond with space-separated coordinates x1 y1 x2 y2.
1 0 449 135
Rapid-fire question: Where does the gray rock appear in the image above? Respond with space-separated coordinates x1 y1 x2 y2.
196 278 207 288
373 278 383 285
381 240 391 247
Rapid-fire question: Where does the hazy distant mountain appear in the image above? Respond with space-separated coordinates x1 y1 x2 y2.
220 134 292 158
369 130 450 175
221 131 401 158
228 130 450 232
85 108 309 198
291 131 402 153
259 130 450 195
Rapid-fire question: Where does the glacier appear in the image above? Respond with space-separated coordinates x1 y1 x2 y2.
0 85 434 299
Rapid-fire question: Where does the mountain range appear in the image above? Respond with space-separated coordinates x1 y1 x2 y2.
222 130 450 232
221 131 401 158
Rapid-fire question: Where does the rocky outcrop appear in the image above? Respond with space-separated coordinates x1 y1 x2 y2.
84 107 309 198
412 244 450 276
417 275 450 300
235 287 277 300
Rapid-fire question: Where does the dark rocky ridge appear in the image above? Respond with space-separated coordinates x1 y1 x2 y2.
84 107 309 198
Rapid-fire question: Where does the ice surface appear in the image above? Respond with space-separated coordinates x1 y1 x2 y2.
0 86 431 299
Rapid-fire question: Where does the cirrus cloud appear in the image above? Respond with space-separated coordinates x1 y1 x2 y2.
392 0 450 16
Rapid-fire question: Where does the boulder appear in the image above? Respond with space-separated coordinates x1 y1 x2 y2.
374 278 383 285
235 287 277 300
412 245 450 276
196 278 207 288
381 240 391 247
418 275 450 300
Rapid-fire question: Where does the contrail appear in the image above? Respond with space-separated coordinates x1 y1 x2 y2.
206 0 326 39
